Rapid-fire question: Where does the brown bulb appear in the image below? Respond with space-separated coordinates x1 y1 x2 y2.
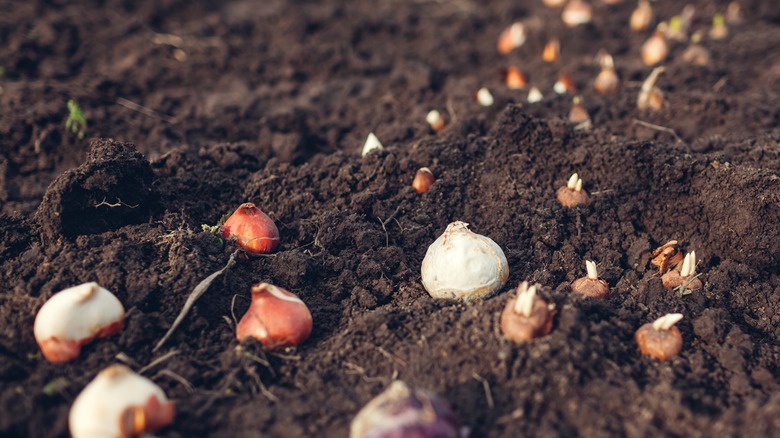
635 314 683 360
412 167 435 193
500 282 556 343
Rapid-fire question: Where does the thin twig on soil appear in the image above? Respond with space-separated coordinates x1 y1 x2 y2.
632 119 685 144
378 205 403 247
674 272 704 296
376 346 407 367
472 373 494 409
243 364 279 402
139 349 180 374
153 250 240 352
446 97 458 126
344 361 387 383
154 369 195 393
93 197 139 208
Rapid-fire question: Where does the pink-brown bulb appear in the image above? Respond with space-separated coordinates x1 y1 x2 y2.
221 203 280 254
236 283 312 350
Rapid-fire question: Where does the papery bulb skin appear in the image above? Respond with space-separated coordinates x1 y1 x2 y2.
421 222 509 301
237 282 313 350
350 381 461 438
221 203 280 254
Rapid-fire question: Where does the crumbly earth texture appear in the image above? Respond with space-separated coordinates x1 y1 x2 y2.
1 0 780 436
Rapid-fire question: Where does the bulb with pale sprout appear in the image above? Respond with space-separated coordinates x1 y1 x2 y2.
500 282 556 343
661 251 703 291
637 67 665 112
594 51 619 94
556 173 589 207
569 96 591 127
571 260 610 298
635 313 684 360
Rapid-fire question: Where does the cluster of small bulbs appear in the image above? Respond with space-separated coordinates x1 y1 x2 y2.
348 224 701 436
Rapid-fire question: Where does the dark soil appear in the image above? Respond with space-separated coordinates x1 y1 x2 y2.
2 0 780 437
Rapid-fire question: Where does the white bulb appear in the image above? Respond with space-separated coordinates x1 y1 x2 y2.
477 88 494 107
362 132 384 157
421 221 509 301
527 87 543 104
34 282 125 362
70 365 174 438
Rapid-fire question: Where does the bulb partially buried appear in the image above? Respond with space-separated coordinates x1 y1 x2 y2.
221 203 280 254
421 221 509 301
69 365 175 438
237 282 313 350
34 282 125 363
350 381 462 438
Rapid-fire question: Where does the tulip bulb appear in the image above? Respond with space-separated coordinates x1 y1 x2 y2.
571 260 610 298
350 381 461 438
476 87 494 107
635 314 684 360
543 38 561 63
556 173 589 207
34 282 125 363
527 86 543 103
426 110 446 133
594 52 619 94
500 282 556 343
412 167 435 194
237 282 313 350
568 96 591 127
554 73 575 95
497 22 526 55
630 0 654 32
562 0 593 27
661 251 703 291
504 66 527 90
709 13 728 40
221 203 280 254
421 221 509 301
69 365 174 438
641 28 668 66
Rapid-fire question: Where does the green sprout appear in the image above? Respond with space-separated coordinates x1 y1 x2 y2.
674 273 703 297
201 223 221 234
713 13 725 28
65 99 87 140
0 66 5 77
669 16 683 32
